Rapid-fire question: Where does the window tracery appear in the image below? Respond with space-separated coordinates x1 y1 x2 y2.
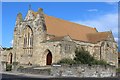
23 25 33 56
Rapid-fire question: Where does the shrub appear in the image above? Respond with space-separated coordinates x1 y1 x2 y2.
6 64 12 71
74 49 108 65
116 68 120 73
12 62 19 65
92 59 108 65
97 60 107 65
3 47 13 50
18 66 24 69
74 49 95 65
57 58 76 65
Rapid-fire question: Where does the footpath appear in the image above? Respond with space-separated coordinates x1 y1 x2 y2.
0 71 53 78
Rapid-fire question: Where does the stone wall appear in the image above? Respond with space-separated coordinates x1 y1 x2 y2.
51 64 116 77
17 67 51 75
1 49 13 63
0 46 3 71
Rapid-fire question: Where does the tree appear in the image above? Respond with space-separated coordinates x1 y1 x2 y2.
74 49 95 64
74 49 108 65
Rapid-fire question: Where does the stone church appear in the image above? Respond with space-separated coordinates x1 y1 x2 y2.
1 8 118 67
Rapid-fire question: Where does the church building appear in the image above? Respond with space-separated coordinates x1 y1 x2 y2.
1 8 118 67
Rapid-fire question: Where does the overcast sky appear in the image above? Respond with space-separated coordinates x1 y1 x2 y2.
1 2 118 47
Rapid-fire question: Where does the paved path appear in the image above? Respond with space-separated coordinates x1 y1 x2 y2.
0 72 120 80
0 71 53 78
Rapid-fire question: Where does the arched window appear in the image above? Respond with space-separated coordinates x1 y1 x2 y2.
24 35 27 47
30 34 33 47
23 25 33 56
107 43 109 47
28 32 30 46
8 53 13 64
100 42 105 60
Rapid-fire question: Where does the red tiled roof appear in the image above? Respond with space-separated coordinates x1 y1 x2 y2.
31 10 112 43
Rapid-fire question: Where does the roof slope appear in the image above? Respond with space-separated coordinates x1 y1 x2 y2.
44 15 97 42
31 10 112 43
87 32 112 43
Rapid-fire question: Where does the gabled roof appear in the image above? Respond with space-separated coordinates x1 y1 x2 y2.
44 15 97 42
87 31 113 43
31 10 113 43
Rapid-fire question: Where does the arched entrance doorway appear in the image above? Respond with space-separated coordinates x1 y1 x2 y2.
9 53 13 64
46 50 52 65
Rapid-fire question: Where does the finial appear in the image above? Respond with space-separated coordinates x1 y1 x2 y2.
29 4 31 10
38 8 43 12
94 27 98 32
109 29 112 33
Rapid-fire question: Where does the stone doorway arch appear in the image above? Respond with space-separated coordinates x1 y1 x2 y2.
46 50 52 65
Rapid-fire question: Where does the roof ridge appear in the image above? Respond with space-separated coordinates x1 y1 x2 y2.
87 31 112 35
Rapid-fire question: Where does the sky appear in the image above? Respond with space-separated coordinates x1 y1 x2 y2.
0 2 2 46
1 2 118 48
1 0 120 2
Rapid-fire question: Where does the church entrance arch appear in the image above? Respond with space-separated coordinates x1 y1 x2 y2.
45 49 52 65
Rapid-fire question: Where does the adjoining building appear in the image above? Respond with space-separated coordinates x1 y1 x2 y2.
0 46 3 53
0 46 3 71
1 8 118 67
118 52 120 67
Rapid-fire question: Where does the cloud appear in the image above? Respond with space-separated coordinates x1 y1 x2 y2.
72 13 118 41
87 9 98 12
106 2 118 5
10 40 13 47
115 37 118 43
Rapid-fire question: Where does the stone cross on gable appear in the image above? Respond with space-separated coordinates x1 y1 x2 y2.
29 4 31 10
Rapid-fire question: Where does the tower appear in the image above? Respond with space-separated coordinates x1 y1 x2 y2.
33 8 47 43
13 7 47 65
13 12 23 62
